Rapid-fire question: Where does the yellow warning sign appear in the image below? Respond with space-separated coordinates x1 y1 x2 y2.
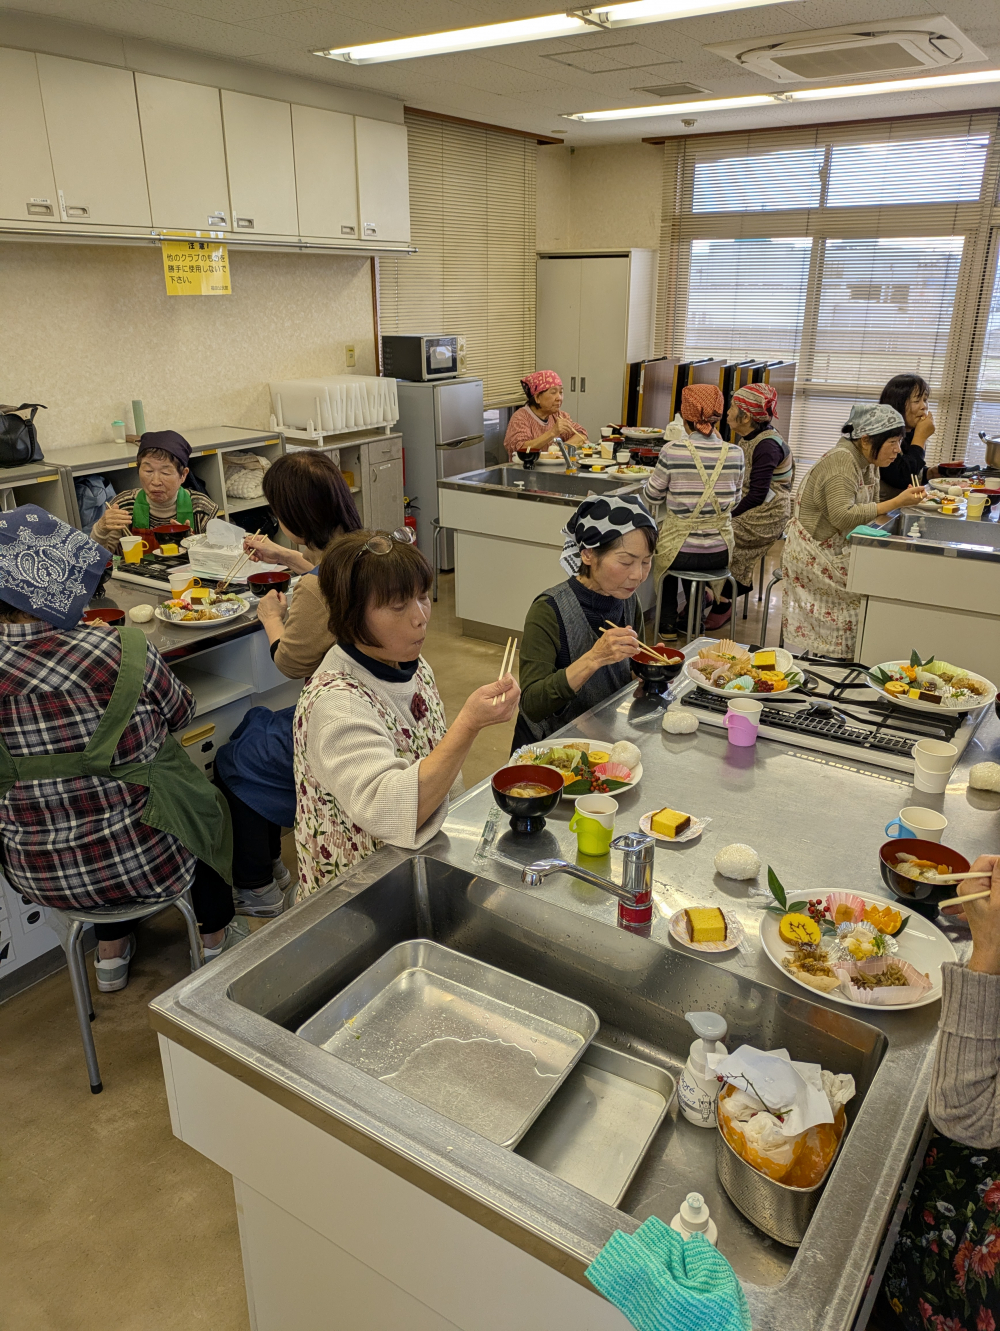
161 237 231 296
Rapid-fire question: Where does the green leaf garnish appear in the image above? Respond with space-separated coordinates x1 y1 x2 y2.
894 913 910 938
562 778 590 795
768 867 788 910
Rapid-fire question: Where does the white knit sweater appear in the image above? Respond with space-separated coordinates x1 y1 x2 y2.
304 644 462 850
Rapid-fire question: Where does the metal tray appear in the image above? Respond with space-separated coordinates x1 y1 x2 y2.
515 1042 676 1205
296 940 599 1148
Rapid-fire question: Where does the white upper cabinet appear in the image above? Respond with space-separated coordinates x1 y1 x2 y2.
292 104 359 241
0 50 58 224
136 74 230 231
36 55 151 227
221 90 298 237
355 118 410 244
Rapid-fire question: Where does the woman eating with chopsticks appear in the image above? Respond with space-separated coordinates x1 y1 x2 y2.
293 528 519 897
512 495 656 752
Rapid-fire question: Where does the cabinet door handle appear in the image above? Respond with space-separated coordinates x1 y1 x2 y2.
208 212 227 226
341 224 357 236
65 204 90 218
570 377 576 392
363 223 377 237
27 199 54 217
371 468 378 482
580 377 586 392
235 217 255 229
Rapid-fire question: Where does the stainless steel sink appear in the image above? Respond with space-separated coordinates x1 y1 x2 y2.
161 853 886 1295
439 465 635 502
893 508 1000 549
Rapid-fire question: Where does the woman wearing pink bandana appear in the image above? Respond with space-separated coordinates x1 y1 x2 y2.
504 370 588 460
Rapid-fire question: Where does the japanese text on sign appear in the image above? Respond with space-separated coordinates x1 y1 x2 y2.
161 239 231 296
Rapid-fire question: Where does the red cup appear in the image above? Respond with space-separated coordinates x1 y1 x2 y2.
248 570 291 597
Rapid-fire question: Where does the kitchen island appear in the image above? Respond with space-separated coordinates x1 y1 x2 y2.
849 508 1000 674
437 465 648 643
151 640 999 1331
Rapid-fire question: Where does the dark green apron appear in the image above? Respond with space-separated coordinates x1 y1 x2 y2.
130 486 194 532
0 626 232 884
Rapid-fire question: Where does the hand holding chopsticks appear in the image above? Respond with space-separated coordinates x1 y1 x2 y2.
218 528 261 591
937 855 999 914
491 636 518 705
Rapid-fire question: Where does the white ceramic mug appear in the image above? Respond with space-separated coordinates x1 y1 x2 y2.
913 738 958 773
616 450 630 464
885 806 949 842
985 477 1000 491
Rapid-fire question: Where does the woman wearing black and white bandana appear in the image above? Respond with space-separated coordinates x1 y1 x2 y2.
512 495 656 752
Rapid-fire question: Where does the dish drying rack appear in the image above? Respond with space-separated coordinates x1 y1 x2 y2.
270 376 399 443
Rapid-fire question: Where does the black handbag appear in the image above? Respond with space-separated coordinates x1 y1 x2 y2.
0 403 46 468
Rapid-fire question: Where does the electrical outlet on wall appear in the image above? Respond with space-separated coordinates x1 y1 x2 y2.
345 345 356 368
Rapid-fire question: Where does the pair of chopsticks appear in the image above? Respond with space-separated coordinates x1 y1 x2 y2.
932 871 993 908
911 473 923 491
218 528 261 591
492 636 518 705
600 619 668 657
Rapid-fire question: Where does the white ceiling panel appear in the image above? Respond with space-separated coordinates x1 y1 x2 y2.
2 0 998 142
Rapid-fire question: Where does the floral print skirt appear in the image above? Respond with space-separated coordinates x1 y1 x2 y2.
885 1131 1000 1331
781 516 861 659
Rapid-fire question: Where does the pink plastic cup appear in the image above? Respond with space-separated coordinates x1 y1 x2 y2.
723 697 762 747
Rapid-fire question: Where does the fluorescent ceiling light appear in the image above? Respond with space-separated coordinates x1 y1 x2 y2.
314 0 782 65
564 67 1000 119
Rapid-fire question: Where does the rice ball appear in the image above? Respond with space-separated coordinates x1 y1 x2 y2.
662 709 699 734
129 604 154 623
714 843 761 881
609 740 642 769
969 762 1000 792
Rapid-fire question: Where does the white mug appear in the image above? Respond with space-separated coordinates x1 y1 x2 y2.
885 806 949 842
573 794 618 830
616 450 631 464
167 566 198 594
913 738 958 774
985 477 1000 491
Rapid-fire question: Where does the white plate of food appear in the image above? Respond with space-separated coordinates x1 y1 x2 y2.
759 891 956 1010
668 907 743 953
510 739 642 798
867 657 997 713
639 809 710 844
610 464 653 476
621 427 664 440
684 641 805 698
155 594 251 629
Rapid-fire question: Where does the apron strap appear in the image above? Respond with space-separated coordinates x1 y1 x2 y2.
174 487 194 528
684 438 729 521
130 487 193 532
131 489 150 530
80 627 148 772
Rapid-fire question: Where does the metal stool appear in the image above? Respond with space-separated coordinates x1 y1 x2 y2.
52 887 203 1094
759 569 784 649
654 564 738 643
740 553 768 621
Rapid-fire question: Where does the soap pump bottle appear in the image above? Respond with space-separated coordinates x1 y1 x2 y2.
671 1192 718 1247
677 1010 727 1128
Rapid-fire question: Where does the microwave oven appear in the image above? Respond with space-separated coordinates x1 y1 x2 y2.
382 334 466 382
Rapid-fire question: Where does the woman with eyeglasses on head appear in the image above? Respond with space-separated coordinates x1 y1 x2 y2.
293 529 520 897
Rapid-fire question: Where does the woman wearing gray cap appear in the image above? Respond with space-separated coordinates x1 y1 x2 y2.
781 403 924 659
92 430 218 553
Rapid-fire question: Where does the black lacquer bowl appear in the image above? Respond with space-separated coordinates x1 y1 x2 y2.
492 764 563 835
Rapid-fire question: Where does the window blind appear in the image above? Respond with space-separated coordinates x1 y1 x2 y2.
378 111 536 407
964 234 1000 466
658 110 1000 472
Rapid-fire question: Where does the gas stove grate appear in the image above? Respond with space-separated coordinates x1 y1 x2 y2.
679 689 944 756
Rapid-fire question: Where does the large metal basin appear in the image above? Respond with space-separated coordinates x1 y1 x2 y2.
169 853 885 1292
440 465 635 501
894 508 1000 549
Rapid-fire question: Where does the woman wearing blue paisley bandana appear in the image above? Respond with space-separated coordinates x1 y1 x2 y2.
0 506 241 994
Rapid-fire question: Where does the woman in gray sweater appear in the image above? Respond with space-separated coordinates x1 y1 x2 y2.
884 854 1000 1330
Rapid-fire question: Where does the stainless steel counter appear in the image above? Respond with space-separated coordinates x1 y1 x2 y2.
150 647 1000 1331
92 575 265 662
851 508 1000 563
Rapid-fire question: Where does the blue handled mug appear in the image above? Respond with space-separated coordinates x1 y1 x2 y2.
884 817 916 840
885 807 949 842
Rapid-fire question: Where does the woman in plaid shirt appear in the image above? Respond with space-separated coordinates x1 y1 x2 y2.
0 506 243 993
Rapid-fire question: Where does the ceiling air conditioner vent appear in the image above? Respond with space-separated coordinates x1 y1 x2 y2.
705 15 985 85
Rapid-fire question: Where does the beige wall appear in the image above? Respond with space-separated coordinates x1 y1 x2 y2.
1 243 376 449
536 143 663 252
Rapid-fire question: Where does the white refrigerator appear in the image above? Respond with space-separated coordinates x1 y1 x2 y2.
397 379 485 570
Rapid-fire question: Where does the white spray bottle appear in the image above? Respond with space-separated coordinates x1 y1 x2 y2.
677 1010 728 1127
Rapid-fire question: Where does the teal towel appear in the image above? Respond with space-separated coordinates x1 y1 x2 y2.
849 524 888 539
586 1217 751 1331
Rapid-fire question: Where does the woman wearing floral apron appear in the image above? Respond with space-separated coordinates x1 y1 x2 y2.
726 382 795 593
884 855 1000 1331
781 403 924 659
292 529 519 897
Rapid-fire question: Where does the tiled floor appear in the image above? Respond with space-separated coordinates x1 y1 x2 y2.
0 552 798 1330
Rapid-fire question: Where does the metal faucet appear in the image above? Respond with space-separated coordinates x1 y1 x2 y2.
552 434 575 470
521 832 655 934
